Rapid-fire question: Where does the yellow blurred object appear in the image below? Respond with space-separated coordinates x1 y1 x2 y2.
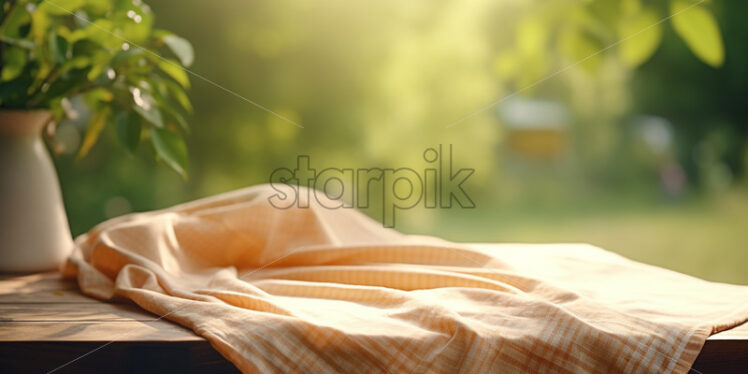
507 128 567 160
499 98 569 160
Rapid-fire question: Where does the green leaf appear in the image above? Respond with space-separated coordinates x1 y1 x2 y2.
80 19 119 49
77 107 110 159
60 56 92 75
0 3 31 39
114 111 142 152
151 128 188 178
619 8 662 67
119 6 154 44
40 0 86 16
670 0 724 67
1 47 28 81
82 0 112 15
85 49 113 81
162 79 193 114
30 7 51 44
31 68 89 108
162 34 194 67
157 59 190 88
130 87 164 127
41 68 89 103
162 106 190 134
133 104 164 128
110 47 144 68
83 87 114 107
0 73 33 106
147 79 191 132
49 33 70 64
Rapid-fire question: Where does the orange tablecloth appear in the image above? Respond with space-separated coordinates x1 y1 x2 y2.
65 185 748 373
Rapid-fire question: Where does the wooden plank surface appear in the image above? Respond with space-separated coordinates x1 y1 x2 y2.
0 273 233 373
0 273 201 342
1 303 164 322
0 272 745 373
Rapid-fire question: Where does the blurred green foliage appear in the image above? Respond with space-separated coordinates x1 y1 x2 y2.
0 0 193 176
41 0 748 283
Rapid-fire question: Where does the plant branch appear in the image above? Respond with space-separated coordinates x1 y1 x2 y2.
67 81 104 98
27 68 61 108
0 0 18 31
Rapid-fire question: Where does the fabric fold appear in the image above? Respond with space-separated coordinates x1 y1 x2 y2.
65 184 748 373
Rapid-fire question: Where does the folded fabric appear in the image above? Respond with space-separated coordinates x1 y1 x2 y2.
64 184 748 373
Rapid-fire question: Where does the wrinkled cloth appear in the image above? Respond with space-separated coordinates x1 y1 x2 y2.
64 184 748 373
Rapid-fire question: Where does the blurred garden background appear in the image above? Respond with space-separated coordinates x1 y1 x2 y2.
49 0 748 284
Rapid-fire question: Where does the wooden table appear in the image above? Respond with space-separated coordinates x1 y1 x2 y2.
1 273 746 373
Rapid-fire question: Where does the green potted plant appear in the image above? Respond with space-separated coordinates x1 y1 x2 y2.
0 0 193 272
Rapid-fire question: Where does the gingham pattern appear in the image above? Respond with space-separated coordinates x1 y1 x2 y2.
65 185 748 373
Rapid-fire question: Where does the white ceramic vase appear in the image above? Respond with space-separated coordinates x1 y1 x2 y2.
0 111 73 273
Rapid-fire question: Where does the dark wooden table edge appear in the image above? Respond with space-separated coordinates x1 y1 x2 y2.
2 332 746 373
0 340 240 373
